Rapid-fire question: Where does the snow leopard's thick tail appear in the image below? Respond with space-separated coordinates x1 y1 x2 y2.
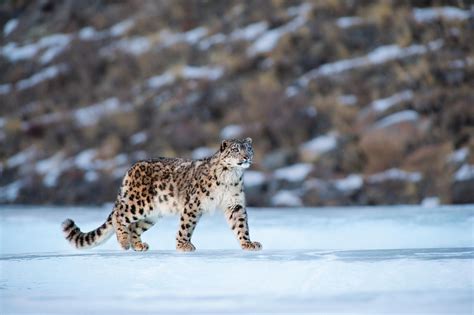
62 213 114 249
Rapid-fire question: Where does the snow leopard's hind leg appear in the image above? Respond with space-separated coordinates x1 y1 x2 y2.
112 199 132 250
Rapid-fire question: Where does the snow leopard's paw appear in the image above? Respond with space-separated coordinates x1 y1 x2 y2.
176 241 196 252
132 241 149 252
241 241 262 251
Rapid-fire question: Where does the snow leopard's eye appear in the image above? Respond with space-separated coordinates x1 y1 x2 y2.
232 147 239 152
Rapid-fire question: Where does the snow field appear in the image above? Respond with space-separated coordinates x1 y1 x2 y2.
1 206 473 314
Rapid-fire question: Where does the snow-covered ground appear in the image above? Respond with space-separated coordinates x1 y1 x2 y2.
0 205 473 314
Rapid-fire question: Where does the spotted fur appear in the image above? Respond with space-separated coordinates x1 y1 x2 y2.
62 138 262 252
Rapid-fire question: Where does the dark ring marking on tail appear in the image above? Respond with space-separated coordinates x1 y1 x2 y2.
63 219 74 231
63 219 80 242
62 216 114 249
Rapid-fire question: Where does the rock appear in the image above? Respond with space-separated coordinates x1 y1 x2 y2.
451 179 474 204
261 149 294 170
299 133 338 162
359 117 423 173
364 168 423 204
244 170 269 207
273 163 313 183
271 190 303 207
302 178 360 206
451 164 474 204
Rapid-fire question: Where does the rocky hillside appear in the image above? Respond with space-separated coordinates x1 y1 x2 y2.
1 0 473 206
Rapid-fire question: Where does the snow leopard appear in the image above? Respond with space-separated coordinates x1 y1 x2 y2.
62 138 262 252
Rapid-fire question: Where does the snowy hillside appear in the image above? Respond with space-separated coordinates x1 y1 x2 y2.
1 205 473 314
0 1 473 206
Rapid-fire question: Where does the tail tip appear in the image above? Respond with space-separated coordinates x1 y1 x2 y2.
62 219 75 233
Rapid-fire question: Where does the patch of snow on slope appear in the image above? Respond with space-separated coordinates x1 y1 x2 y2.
84 171 99 182
368 168 422 183
336 17 364 28
297 40 443 86
447 147 469 164
244 171 266 187
2 42 39 61
448 58 474 69
274 163 313 182
199 22 269 51
7 146 37 168
413 7 471 23
162 26 208 47
0 180 23 202
146 65 223 90
248 4 311 55
271 190 302 206
371 90 414 112
130 131 148 145
454 164 474 182
421 197 440 208
72 150 129 178
300 134 337 158
231 21 269 41
112 36 152 55
198 33 227 50
114 154 128 166
287 2 312 17
2 34 71 64
78 27 106 40
0 83 12 95
334 174 363 192
285 86 299 98
147 72 175 89
3 18 18 36
181 65 224 80
79 19 135 41
373 110 419 129
36 34 72 64
192 147 215 159
74 98 129 127
109 19 135 37
35 152 69 187
370 40 443 64
338 94 357 106
220 124 244 139
107 26 208 55
16 64 68 90
74 149 98 171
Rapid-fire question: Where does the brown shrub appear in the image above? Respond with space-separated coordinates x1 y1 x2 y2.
240 73 316 151
360 132 403 173
359 127 415 174
402 143 452 202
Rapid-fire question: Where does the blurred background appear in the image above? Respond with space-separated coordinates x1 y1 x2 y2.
0 0 472 207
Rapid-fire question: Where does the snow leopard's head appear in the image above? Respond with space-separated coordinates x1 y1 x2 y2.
219 137 254 169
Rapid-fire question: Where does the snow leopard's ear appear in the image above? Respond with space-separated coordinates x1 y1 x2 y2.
220 140 230 152
245 137 252 144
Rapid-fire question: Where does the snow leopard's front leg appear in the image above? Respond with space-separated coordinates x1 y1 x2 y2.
129 219 156 251
225 204 262 251
176 205 202 252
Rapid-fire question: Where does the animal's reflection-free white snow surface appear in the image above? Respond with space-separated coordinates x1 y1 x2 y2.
1 205 473 314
